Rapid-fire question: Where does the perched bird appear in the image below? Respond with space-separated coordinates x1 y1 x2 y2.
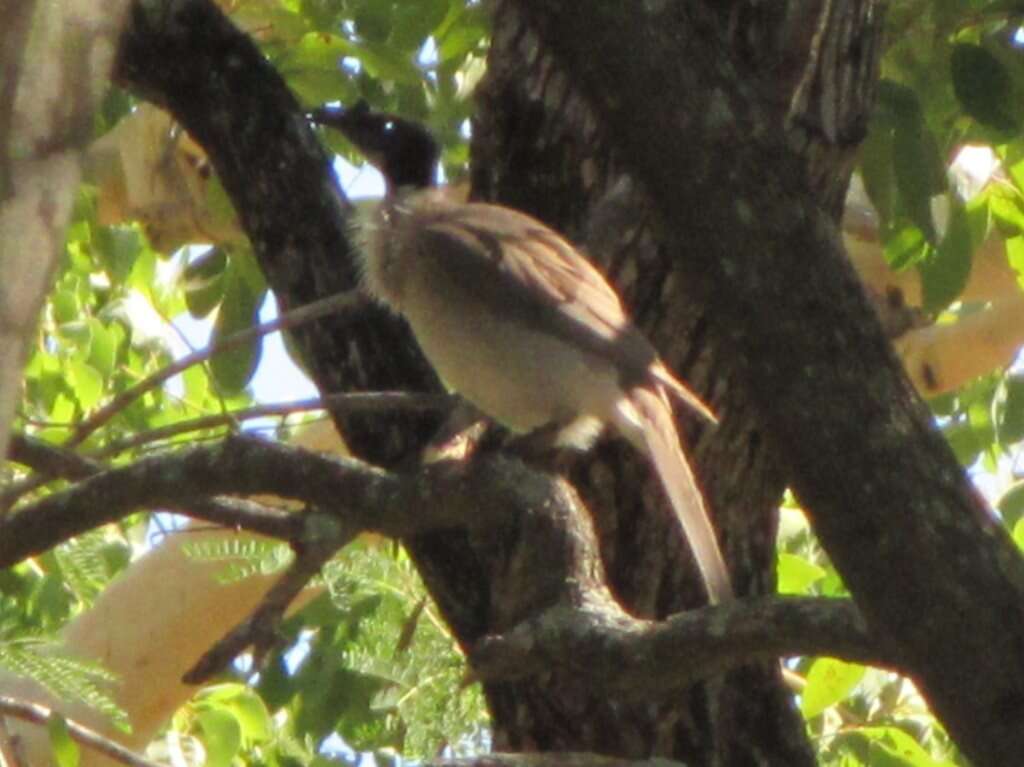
310 101 732 603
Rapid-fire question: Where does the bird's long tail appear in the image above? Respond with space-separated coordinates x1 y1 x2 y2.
613 386 733 603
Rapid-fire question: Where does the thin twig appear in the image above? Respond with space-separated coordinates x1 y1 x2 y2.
93 391 452 458
183 515 355 684
0 697 165 767
65 289 366 448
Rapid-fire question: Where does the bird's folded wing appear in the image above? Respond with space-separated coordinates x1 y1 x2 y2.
417 201 660 376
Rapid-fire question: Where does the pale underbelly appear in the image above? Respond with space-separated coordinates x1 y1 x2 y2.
402 288 621 435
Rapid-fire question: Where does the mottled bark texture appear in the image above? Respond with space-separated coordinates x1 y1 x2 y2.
511 2 1024 765
469 5 813 764
112 0 1024 765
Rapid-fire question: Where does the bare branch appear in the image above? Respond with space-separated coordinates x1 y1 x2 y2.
65 289 366 448
0 697 164 767
183 514 355 684
93 391 453 458
0 434 528 566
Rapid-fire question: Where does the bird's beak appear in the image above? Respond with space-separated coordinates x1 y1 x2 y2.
307 101 385 160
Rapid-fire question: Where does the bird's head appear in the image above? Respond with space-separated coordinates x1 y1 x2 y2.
309 100 440 191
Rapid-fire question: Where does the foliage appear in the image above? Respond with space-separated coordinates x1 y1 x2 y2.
4 0 1024 765
3 0 489 763
0 638 128 732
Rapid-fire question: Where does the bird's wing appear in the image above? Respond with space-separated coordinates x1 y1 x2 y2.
415 200 716 421
426 201 633 344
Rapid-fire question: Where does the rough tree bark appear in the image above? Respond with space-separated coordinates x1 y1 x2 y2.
511 2 1024 765
109 1 1024 765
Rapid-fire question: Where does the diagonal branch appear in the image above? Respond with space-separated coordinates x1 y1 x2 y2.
65 289 365 448
0 697 164 767
183 512 356 684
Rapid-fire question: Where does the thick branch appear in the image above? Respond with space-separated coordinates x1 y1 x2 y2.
0 431 894 691
513 2 1024 763
0 435 552 566
472 596 898 697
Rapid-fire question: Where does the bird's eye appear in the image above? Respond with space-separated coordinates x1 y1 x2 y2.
383 120 395 133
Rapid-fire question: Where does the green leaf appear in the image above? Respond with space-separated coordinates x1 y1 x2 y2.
197 708 242 767
87 319 121 376
882 226 927 270
945 421 984 466
997 376 1024 445
919 196 973 311
776 553 826 595
893 121 944 242
877 81 945 242
1000 481 1024 528
205 176 239 237
1007 236 1024 290
299 0 347 33
93 226 143 283
801 658 865 719
859 725 952 767
951 43 1020 134
128 247 157 297
199 684 272 742
184 247 228 318
987 191 1024 236
256 655 296 711
859 118 895 227
50 393 76 425
356 40 423 85
209 265 264 394
68 360 104 411
1012 516 1024 551
230 247 267 295
47 714 80 767
352 0 393 43
52 288 81 324
392 0 449 52
435 3 489 63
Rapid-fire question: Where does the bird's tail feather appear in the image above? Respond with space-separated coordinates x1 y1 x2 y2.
614 386 732 603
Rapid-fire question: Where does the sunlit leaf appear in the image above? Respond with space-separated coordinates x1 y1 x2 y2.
859 725 954 767
801 658 865 719
777 553 826 595
87 319 121 376
196 707 242 767
68 360 104 411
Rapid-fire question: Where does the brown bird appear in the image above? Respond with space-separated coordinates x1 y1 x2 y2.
311 101 732 603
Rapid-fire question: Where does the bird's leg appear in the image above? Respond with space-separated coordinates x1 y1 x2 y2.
500 422 578 472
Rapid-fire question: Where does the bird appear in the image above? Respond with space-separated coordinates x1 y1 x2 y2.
309 100 732 603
